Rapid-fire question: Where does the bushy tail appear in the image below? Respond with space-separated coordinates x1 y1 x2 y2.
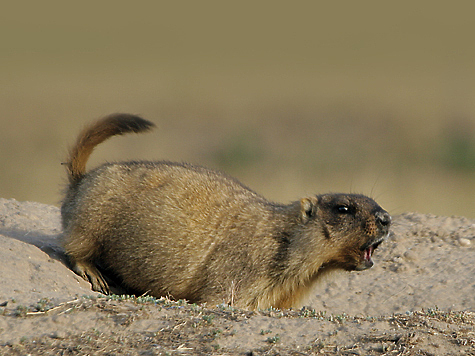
65 113 155 184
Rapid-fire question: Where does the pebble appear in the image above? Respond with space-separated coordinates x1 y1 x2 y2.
403 250 418 261
458 238 471 247
50 330 67 339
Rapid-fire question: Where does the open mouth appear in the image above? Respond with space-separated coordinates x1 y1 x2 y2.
363 245 374 262
357 233 388 270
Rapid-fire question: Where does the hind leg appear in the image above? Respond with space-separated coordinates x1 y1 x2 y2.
69 257 111 294
62 228 111 295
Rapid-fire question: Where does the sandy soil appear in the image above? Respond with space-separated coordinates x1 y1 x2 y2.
0 197 474 355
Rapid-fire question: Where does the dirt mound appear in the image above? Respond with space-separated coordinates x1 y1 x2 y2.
0 198 474 355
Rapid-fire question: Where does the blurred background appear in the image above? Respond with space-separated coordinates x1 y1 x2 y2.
1 1 475 218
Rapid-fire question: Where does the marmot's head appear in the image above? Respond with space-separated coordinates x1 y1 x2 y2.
300 193 391 271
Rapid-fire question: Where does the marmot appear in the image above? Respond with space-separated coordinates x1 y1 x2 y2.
61 113 391 310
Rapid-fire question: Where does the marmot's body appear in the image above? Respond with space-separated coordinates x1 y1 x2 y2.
61 114 391 309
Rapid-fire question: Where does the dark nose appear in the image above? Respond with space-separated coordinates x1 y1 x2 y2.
375 211 391 227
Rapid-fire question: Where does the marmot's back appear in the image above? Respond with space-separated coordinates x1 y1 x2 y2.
62 158 279 303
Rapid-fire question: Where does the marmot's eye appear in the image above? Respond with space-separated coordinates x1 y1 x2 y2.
337 205 349 213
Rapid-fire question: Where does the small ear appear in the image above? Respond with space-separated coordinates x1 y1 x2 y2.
300 196 318 222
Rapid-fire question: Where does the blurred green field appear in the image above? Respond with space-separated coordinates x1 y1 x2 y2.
1 1 475 218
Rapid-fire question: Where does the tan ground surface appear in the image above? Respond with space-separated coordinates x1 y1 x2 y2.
0 198 474 355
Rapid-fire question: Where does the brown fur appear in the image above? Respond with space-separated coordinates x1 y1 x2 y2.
61 113 391 309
